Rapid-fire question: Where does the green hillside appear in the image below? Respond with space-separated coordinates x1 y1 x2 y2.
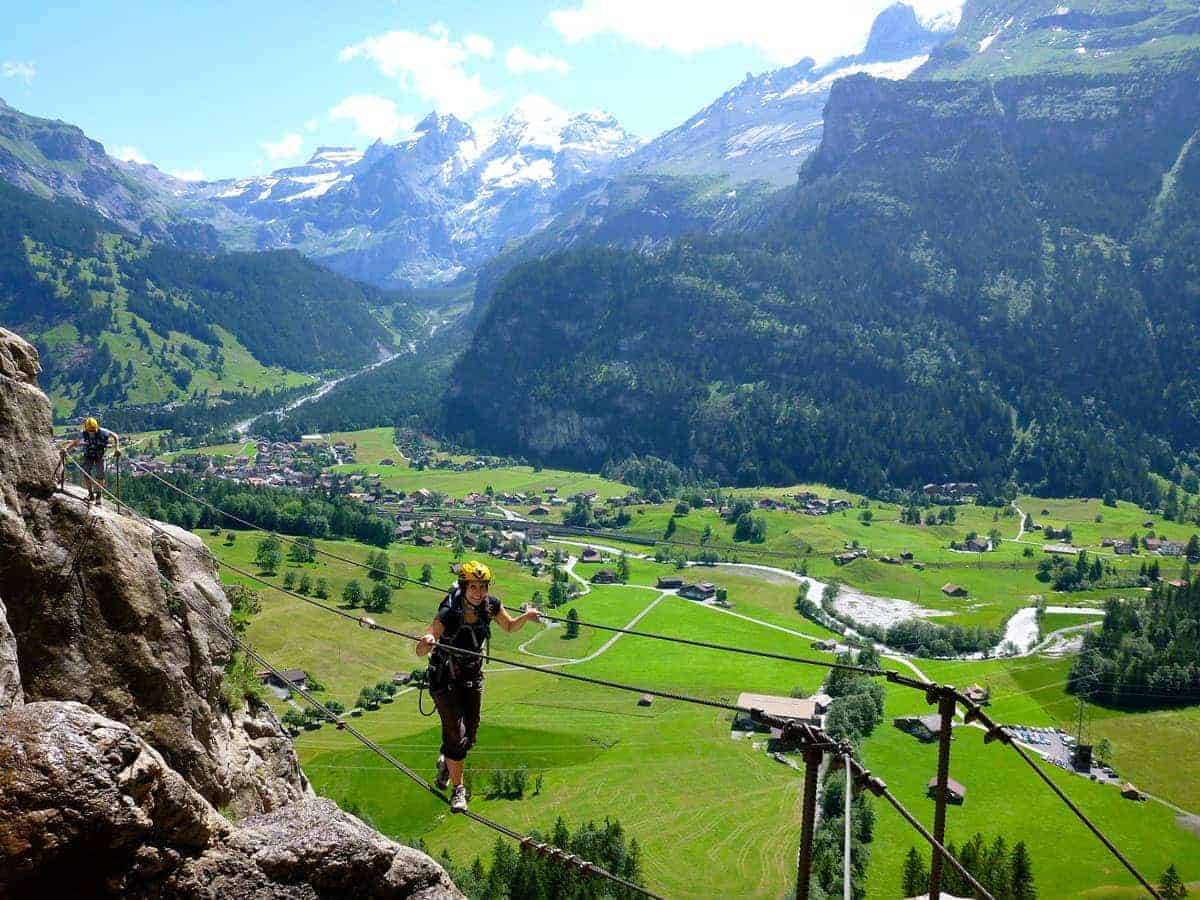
0 181 407 420
920 0 1200 80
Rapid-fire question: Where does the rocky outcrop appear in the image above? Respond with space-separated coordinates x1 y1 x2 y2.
0 461 309 815
0 597 21 709
0 326 57 495
0 702 460 898
0 328 306 815
0 327 459 895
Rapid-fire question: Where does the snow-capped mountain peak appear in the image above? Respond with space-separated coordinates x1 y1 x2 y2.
618 1 953 186
495 94 573 152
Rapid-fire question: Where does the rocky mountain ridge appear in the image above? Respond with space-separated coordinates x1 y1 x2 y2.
0 326 459 897
174 98 641 286
614 2 955 186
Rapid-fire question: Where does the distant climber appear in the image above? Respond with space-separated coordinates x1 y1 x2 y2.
416 560 540 813
63 417 121 505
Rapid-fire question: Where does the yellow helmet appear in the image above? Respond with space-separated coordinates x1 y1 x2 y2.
83 417 100 432
458 560 492 584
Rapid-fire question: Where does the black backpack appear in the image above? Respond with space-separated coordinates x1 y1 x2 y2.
82 429 109 461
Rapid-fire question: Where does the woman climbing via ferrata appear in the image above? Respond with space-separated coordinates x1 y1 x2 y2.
415 560 540 812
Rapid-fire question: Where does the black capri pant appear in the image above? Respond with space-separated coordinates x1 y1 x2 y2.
433 680 483 762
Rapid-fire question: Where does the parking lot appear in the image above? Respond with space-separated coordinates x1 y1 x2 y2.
1003 724 1120 784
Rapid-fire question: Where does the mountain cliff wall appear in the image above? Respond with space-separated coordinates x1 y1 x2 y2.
0 326 459 897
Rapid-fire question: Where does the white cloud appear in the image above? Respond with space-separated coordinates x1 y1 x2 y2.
1 60 35 84
339 25 499 118
463 34 495 58
169 168 204 181
114 145 149 165
329 95 415 141
262 133 303 161
549 0 964 65
304 118 319 132
506 46 570 75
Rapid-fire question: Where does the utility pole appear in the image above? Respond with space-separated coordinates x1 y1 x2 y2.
796 749 822 900
928 687 958 900
750 713 845 900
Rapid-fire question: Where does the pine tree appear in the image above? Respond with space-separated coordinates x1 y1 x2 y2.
1010 841 1036 899
566 607 580 639
1159 864 1188 899
901 847 928 897
982 835 1010 898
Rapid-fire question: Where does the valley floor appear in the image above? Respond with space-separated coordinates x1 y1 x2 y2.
200 526 1200 898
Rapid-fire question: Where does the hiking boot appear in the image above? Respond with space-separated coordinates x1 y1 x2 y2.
435 754 450 790
450 785 468 813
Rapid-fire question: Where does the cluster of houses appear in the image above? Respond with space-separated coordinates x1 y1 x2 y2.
134 437 331 490
922 482 981 504
834 547 870 566
781 492 854 517
1101 536 1186 556
654 574 726 603
835 547 930 569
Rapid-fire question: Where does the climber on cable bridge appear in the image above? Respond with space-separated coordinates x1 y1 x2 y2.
415 560 540 813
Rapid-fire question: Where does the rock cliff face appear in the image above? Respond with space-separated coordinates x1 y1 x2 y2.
0 326 459 897
0 703 458 898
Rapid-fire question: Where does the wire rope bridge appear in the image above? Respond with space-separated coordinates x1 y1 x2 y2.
64 455 1163 899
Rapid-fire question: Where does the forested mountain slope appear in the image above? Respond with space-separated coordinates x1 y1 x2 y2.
0 182 401 419
445 5 1200 500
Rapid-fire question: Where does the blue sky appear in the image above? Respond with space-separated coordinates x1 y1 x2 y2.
2 0 960 181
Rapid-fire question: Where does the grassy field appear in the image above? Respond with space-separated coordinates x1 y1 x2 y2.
322 427 630 500
1041 611 1106 636
166 426 1191 637
198 522 1198 898
1018 495 1199 554
861 690 1200 898
598 496 1184 631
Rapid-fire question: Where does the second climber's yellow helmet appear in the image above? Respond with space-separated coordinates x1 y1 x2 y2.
83 417 100 432
458 560 492 584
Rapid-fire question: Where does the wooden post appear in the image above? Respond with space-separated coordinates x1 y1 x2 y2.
796 748 823 900
843 751 853 900
928 689 957 900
